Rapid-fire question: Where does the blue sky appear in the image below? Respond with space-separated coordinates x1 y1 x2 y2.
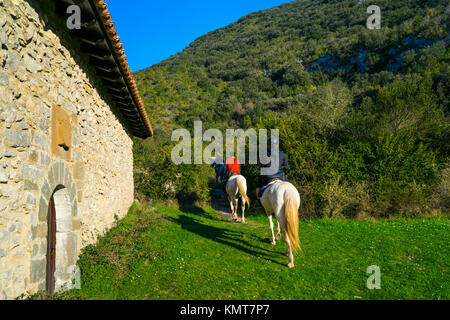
106 0 291 72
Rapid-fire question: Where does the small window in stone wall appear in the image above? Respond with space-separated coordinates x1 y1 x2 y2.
51 105 72 161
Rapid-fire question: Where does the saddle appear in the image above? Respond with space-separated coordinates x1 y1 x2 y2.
258 176 285 198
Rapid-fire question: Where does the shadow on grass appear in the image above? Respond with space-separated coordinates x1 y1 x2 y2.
179 205 226 222
165 207 286 266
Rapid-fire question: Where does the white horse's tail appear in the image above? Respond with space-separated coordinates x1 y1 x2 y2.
236 176 250 208
284 185 300 252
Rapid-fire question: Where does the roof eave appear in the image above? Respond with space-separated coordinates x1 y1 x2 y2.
55 0 153 138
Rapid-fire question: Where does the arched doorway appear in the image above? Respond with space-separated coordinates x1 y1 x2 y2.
45 186 73 294
30 161 80 293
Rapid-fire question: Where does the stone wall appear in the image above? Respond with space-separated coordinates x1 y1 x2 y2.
0 0 135 299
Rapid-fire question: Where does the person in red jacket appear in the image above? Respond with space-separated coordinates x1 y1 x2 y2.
224 152 241 179
221 152 241 194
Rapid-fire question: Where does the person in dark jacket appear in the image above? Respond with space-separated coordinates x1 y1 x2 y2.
211 154 225 183
256 136 290 199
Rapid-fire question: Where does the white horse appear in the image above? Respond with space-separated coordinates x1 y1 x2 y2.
226 175 250 223
260 180 301 268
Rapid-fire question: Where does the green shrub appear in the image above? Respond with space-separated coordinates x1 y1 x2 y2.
133 129 212 205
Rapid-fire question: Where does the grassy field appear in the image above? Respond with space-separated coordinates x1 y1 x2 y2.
35 203 449 300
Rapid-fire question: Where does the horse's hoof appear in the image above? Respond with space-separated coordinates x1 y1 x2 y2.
284 252 289 257
288 263 294 269
271 241 276 246
276 234 281 240
242 219 246 223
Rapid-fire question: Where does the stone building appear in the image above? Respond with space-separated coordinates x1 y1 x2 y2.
0 0 153 299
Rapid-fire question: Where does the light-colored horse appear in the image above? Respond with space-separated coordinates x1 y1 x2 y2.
260 180 301 268
226 175 250 223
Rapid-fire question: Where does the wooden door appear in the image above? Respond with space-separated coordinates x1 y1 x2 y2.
46 195 56 294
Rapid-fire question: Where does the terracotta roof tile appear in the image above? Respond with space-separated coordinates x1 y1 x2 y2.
92 0 153 137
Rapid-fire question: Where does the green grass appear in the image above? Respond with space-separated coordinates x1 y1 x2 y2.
36 203 449 300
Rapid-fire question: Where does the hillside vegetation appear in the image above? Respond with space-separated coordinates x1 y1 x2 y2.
133 0 449 218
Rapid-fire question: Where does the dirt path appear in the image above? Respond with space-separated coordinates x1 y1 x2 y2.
210 184 235 220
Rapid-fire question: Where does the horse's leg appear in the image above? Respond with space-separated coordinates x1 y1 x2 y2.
241 196 246 223
268 215 276 245
276 220 281 240
276 216 288 256
233 198 239 221
229 196 235 220
284 230 294 268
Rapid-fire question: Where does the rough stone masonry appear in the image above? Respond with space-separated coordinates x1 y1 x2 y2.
0 0 136 299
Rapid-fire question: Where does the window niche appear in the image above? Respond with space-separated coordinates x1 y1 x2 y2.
51 105 72 161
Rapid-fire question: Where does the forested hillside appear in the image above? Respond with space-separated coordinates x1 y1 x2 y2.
133 0 449 218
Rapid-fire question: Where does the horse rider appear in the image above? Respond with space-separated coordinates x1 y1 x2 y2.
256 136 290 199
221 152 241 193
211 154 225 183
224 151 241 180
